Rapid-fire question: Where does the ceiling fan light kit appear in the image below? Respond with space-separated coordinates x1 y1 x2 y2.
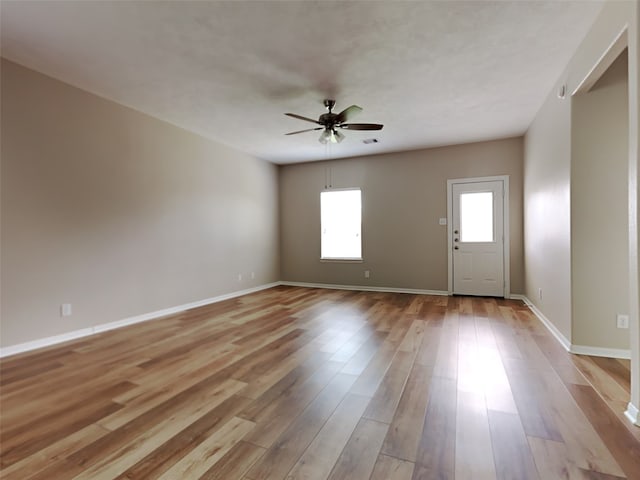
319 129 345 144
285 99 383 144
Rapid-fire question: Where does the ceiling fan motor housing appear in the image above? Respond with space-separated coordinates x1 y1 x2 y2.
320 99 338 126
319 113 338 126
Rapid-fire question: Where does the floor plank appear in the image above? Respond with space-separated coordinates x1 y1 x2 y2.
199 440 265 480
567 384 640 479
362 350 415 423
244 373 357 480
284 393 369 480
380 363 432 462
326 418 388 480
113 393 252 479
370 454 415 480
412 376 457 479
455 391 497 480
156 416 254 479
487 410 539 480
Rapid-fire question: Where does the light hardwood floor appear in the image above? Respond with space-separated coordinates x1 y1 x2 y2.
1 286 639 479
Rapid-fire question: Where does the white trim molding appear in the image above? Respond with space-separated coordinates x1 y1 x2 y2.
570 345 631 360
0 327 98 359
0 282 280 358
518 295 572 352
625 402 640 426
517 295 632 359
280 281 448 296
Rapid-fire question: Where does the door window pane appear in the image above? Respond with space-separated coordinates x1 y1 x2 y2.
460 192 494 242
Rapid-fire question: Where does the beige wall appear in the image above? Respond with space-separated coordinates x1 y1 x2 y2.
523 76 573 342
0 59 280 348
572 51 629 350
280 138 524 293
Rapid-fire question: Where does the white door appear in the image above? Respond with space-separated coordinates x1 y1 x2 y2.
450 179 505 297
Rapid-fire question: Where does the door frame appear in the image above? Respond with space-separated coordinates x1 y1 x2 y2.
447 175 511 298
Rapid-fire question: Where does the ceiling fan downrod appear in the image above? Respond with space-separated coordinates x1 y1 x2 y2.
323 99 336 113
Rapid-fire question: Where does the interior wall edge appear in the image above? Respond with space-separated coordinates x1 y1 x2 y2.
569 345 631 360
520 294 633 360
519 295 572 351
625 402 640 426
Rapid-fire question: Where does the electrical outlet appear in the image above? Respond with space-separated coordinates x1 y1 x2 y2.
364 270 370 279
617 314 629 329
238 273 242 282
538 288 543 300
61 304 72 317
251 272 255 280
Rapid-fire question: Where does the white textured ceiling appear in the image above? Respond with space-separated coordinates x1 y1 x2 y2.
1 1 603 164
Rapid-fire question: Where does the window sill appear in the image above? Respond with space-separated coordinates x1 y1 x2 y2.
320 258 364 263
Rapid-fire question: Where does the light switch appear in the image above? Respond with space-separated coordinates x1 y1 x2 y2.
439 218 447 226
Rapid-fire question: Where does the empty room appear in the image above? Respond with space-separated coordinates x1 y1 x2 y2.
1 1 639 479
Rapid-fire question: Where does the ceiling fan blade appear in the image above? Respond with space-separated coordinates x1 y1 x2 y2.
339 123 384 131
335 105 363 124
285 127 323 135
285 113 321 124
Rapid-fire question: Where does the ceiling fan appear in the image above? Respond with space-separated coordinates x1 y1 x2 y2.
285 99 383 144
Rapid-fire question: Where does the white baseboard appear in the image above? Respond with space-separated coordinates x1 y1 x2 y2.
519 296 572 352
569 345 631 359
0 327 99 359
508 294 527 302
0 282 280 358
625 402 640 425
280 281 448 296
518 296 632 359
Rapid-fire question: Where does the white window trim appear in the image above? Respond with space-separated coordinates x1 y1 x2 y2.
320 258 364 263
320 187 363 262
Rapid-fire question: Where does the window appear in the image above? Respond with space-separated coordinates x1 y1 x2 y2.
321 189 362 260
459 191 494 242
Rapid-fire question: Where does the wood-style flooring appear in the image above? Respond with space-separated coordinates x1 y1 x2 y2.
1 286 639 479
